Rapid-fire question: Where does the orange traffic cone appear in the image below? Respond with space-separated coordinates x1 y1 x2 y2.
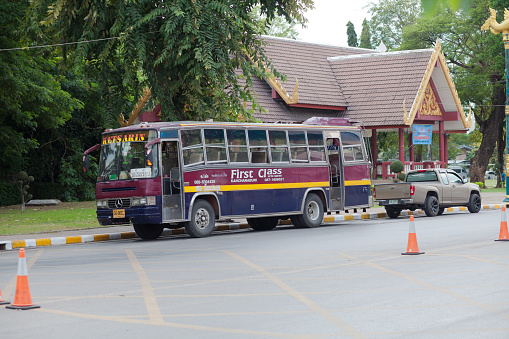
0 285 9 305
402 216 424 255
6 248 40 310
495 206 509 241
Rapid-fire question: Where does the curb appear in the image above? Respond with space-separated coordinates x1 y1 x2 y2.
0 204 504 251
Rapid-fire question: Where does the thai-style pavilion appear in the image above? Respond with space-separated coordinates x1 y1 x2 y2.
135 36 472 179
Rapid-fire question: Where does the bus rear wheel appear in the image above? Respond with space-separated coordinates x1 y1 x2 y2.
133 224 164 240
247 217 279 231
294 193 324 228
185 200 215 238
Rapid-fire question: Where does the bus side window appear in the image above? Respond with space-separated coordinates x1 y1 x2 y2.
181 129 204 166
288 130 308 162
307 131 326 162
269 130 289 163
204 129 227 163
227 129 249 163
248 130 268 164
340 131 364 162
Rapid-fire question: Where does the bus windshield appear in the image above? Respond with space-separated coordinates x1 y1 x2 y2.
97 130 159 182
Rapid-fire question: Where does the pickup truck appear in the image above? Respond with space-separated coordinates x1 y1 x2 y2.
373 168 481 218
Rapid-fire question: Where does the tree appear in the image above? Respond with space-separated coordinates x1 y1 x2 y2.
16 171 34 213
366 0 422 50
30 0 314 123
251 5 301 39
346 21 358 47
359 18 373 49
400 0 505 183
0 1 82 174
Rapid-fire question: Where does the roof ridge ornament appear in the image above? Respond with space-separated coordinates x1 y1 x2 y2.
118 87 152 127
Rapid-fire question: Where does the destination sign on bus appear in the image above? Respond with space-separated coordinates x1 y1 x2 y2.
102 131 149 145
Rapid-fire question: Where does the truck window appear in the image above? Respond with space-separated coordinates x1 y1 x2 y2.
448 172 463 184
440 173 449 185
406 171 438 182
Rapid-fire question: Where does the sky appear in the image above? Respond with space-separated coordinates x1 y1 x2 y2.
296 0 375 47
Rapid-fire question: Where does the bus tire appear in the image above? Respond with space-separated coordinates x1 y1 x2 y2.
247 217 278 231
295 193 324 228
290 215 305 228
185 200 215 238
133 224 164 240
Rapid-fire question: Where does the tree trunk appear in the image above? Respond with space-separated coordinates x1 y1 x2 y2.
470 94 505 183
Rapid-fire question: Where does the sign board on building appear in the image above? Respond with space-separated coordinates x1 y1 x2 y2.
412 125 433 145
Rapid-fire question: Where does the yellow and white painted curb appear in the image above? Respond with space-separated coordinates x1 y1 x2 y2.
0 204 503 251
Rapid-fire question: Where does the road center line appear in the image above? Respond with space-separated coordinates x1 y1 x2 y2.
125 249 164 324
224 250 366 339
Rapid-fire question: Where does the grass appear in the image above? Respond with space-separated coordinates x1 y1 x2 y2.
0 201 107 236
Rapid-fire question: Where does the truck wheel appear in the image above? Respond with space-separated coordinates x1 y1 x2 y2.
133 224 164 240
247 217 278 231
468 193 481 213
185 200 215 238
385 207 401 219
437 207 445 215
424 195 439 217
294 193 324 228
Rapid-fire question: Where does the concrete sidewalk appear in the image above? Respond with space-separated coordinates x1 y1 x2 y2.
1 191 506 251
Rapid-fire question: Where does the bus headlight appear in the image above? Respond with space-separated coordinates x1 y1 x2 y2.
139 197 147 205
96 200 107 208
132 198 140 206
147 196 156 205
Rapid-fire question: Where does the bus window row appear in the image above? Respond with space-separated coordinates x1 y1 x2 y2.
178 128 367 167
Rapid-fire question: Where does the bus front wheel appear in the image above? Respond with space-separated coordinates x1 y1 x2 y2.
294 193 324 228
133 224 164 240
185 200 215 238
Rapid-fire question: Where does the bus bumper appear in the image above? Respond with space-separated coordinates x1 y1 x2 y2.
96 206 162 225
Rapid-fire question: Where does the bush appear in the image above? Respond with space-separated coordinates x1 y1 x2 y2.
390 160 404 174
398 172 406 181
475 182 484 189
0 181 21 206
31 182 65 200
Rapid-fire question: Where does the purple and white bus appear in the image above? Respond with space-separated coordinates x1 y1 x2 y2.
84 118 372 239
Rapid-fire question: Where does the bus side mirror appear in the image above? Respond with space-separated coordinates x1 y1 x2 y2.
146 149 154 167
83 155 90 173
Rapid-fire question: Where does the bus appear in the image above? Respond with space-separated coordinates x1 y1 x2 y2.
83 117 372 240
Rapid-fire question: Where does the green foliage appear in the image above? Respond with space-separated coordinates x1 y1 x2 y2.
390 160 404 173
475 181 484 189
398 172 406 181
359 19 373 49
367 0 422 50
0 181 20 207
250 5 301 39
58 154 98 202
16 170 34 212
421 0 472 16
31 0 313 122
346 21 358 47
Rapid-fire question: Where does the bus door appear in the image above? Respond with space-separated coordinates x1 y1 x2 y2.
161 140 183 221
326 135 345 210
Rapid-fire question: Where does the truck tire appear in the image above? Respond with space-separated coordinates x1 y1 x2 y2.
247 217 278 231
467 193 481 213
185 200 215 238
437 207 445 215
133 223 164 240
385 206 401 219
294 193 324 228
424 195 439 217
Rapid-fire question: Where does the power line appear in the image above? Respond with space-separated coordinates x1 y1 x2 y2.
0 36 122 52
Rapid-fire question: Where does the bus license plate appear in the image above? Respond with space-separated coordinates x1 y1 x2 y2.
389 200 398 205
113 209 125 218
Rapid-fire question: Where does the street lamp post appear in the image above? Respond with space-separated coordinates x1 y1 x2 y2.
482 8 509 202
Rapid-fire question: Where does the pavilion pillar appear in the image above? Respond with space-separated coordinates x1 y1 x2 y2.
371 129 378 179
444 133 449 168
408 132 414 162
439 121 444 166
398 128 404 162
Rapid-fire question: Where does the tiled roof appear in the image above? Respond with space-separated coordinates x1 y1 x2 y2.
261 36 377 108
328 49 434 127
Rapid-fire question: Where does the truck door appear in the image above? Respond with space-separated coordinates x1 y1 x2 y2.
161 140 183 221
326 136 345 210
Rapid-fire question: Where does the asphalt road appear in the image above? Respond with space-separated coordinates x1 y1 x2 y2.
1 209 508 338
